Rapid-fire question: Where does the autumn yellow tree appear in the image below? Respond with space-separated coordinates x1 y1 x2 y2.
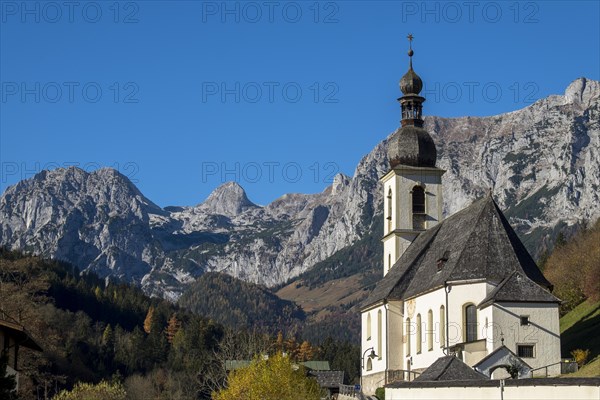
297 341 315 362
143 306 154 334
165 313 181 344
53 381 126 400
276 331 284 352
212 353 323 400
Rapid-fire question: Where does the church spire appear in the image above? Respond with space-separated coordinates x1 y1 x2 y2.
398 34 425 127
407 33 414 70
387 34 437 168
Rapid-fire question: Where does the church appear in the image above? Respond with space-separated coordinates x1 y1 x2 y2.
359 38 562 395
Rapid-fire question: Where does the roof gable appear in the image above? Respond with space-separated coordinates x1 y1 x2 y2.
0 318 43 351
363 194 553 309
479 271 560 307
473 345 532 379
414 355 488 381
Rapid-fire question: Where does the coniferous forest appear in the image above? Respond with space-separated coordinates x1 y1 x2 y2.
0 248 360 399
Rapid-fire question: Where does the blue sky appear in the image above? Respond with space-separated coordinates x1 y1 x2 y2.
1 0 599 207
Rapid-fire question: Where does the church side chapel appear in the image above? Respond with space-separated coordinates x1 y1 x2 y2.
359 36 561 395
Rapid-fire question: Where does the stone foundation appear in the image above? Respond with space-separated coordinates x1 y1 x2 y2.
361 371 386 396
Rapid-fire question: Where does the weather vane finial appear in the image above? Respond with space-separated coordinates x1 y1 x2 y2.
407 34 414 69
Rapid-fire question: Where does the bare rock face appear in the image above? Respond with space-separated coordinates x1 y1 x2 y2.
430 77 600 251
0 167 166 285
197 181 257 217
1 78 599 298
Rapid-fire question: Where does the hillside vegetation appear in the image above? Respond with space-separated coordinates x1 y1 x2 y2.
0 248 228 399
0 249 362 398
178 272 305 335
544 219 600 315
552 220 600 375
560 300 600 362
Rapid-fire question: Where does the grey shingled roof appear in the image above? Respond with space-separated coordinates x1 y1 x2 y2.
308 370 344 389
478 271 560 308
413 355 488 382
363 194 553 309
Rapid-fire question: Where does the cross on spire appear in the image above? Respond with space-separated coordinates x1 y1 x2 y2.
407 34 414 69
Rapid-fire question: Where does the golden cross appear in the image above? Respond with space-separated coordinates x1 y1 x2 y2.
407 33 414 49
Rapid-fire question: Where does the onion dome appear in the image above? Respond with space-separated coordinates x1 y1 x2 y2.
387 34 437 169
387 125 437 168
400 68 423 95
399 47 423 95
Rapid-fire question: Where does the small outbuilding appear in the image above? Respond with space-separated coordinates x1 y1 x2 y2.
1 313 43 393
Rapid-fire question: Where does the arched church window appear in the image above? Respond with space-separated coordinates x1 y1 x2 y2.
367 313 371 340
405 318 411 356
366 357 372 371
412 186 426 230
427 310 433 351
465 304 477 342
416 313 422 354
377 310 382 359
440 306 446 348
387 188 392 232
388 254 391 271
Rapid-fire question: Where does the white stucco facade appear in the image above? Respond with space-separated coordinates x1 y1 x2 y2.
386 381 600 400
381 166 444 276
487 302 561 376
361 278 562 393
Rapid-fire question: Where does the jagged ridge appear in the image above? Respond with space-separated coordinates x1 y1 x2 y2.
0 78 598 299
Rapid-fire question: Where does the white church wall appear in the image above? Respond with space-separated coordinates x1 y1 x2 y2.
361 303 387 395
386 382 600 400
405 281 491 371
387 300 405 371
361 304 387 374
490 302 561 376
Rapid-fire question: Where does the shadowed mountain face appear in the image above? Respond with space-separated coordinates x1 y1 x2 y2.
1 78 599 299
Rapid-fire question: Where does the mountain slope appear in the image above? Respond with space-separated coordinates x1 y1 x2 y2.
0 78 598 300
178 272 305 334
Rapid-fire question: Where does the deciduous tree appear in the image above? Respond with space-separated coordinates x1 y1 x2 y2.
143 306 154 334
53 381 126 400
212 353 322 400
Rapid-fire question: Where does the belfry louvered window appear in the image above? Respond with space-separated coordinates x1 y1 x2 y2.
412 186 426 230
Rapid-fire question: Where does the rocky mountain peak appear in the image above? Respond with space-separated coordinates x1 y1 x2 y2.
330 173 351 196
564 77 599 107
1 78 598 297
199 181 257 217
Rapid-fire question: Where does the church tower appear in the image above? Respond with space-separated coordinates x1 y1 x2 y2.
381 36 445 276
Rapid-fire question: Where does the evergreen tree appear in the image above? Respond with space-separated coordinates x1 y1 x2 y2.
102 324 115 349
